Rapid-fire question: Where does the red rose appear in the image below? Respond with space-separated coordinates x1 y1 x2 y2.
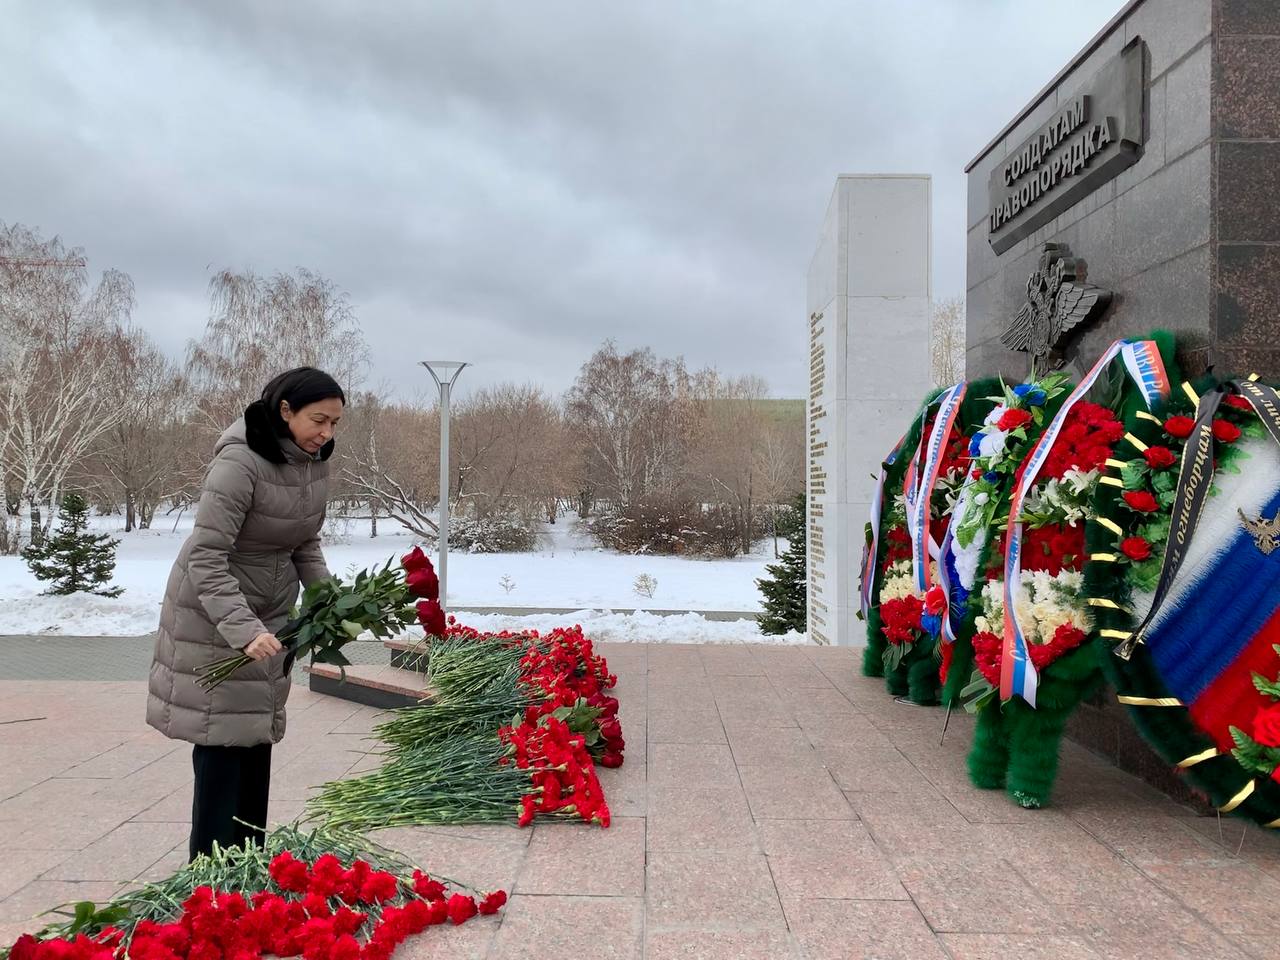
1143 446 1177 469
478 891 508 916
1123 490 1159 513
1252 704 1280 748
1225 394 1253 412
599 718 623 740
417 599 446 636
1212 419 1241 444
599 751 624 768
401 546 430 572
924 586 946 616
447 894 478 926
1164 415 1195 439
997 408 1034 432
1120 537 1152 561
406 566 440 600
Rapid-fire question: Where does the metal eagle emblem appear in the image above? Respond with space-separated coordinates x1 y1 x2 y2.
1239 508 1280 556
1001 242 1113 372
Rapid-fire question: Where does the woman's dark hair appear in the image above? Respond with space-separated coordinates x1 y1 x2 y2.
243 367 345 463
260 367 346 434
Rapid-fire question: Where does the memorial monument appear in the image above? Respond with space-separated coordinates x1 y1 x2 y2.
805 175 932 645
963 0 1280 797
966 0 1280 383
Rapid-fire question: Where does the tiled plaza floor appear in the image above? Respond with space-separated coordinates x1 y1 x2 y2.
2 643 1279 959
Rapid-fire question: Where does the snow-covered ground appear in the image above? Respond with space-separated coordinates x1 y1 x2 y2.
0 514 807 644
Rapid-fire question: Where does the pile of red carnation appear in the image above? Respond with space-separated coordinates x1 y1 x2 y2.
6 853 505 960
1035 401 1124 481
499 625 623 828
971 623 1088 686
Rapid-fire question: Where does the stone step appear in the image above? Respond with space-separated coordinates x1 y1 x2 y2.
384 637 430 673
306 662 434 709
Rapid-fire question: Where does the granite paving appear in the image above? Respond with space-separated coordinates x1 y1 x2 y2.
1 642 1278 959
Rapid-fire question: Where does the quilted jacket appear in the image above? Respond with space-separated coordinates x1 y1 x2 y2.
146 406 331 746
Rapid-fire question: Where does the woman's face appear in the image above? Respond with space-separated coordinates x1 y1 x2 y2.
280 397 344 454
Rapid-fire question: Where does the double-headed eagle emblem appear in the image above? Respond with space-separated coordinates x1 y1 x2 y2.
1001 242 1113 371
1239 508 1280 556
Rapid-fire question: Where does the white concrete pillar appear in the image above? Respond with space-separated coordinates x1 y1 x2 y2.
805 175 933 645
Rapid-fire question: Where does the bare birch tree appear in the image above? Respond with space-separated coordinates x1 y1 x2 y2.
930 296 967 386
185 268 369 435
0 222 134 551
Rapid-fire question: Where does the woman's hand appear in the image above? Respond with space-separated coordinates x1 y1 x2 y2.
245 633 283 661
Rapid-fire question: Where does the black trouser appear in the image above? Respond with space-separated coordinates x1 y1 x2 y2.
190 742 273 861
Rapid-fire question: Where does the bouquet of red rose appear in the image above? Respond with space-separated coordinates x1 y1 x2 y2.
197 547 445 689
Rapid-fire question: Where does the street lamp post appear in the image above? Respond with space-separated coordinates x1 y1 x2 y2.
420 360 468 609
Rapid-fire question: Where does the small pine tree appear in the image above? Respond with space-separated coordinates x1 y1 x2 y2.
23 493 124 597
756 491 806 635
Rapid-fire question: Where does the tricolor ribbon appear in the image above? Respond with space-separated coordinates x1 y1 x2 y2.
937 512 962 645
906 382 968 594
1001 339 1170 706
860 434 906 621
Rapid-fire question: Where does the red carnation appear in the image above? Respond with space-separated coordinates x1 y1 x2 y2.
1252 704 1280 749
1120 537 1152 562
360 872 400 904
8 935 38 960
972 631 1002 687
412 872 446 901
1212 419 1241 444
269 851 310 893
406 565 440 600
1164 415 1195 439
1143 446 1177 469
478 891 508 916
446 894 478 926
417 599 446 636
401 546 431 572
1225 394 1253 412
1123 490 1159 513
330 935 360 960
997 408 1034 432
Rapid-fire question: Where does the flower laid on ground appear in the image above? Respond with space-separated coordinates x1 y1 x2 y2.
0 824 504 960
307 625 622 831
198 549 441 688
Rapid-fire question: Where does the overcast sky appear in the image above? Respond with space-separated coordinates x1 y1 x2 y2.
2 0 1124 400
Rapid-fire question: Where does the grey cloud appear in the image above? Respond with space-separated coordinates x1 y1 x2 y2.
1 0 1123 399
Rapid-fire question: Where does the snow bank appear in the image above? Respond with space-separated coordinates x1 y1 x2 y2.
0 516 804 643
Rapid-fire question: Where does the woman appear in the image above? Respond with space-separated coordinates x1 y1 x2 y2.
147 367 344 860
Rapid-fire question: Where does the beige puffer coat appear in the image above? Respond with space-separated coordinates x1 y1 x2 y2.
147 411 331 746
